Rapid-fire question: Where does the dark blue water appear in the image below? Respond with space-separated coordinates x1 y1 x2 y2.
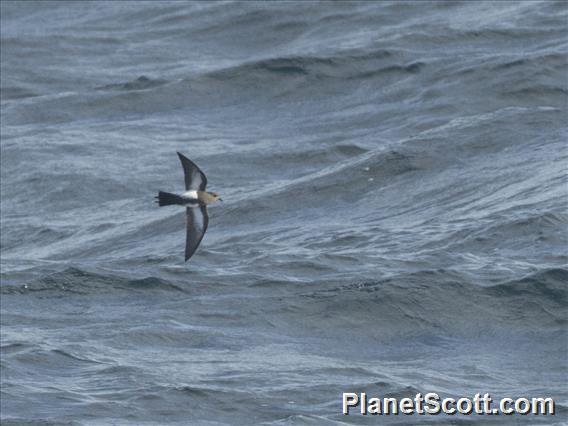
1 1 567 424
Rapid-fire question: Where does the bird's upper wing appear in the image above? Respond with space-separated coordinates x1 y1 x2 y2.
177 152 207 191
185 205 209 261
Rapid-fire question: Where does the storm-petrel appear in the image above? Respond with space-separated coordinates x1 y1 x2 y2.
156 152 222 261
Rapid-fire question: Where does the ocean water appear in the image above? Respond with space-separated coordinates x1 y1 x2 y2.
1 1 567 424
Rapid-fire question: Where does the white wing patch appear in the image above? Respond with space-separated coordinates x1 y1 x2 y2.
193 208 204 231
184 204 209 261
191 170 203 191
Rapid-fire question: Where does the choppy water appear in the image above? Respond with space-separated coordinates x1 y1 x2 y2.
1 1 567 425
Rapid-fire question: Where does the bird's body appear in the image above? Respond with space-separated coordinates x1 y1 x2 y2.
155 152 222 261
174 190 217 206
182 190 198 201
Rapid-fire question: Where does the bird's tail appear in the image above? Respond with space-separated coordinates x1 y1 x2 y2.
155 191 183 207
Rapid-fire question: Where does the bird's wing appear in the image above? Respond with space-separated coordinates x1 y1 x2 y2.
177 152 207 191
185 205 209 261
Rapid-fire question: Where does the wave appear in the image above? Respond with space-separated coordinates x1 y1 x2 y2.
487 268 568 301
197 50 422 82
294 268 568 338
95 75 168 92
1 267 185 296
6 264 565 337
5 40 564 127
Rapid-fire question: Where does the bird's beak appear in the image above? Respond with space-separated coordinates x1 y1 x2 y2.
219 198 223 202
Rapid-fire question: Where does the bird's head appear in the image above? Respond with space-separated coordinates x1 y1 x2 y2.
208 191 223 203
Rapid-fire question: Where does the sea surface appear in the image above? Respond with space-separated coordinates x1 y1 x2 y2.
1 1 567 425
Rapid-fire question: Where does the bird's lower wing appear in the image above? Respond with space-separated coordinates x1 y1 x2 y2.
185 205 209 261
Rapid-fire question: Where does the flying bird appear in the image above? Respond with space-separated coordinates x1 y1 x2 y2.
156 152 222 261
